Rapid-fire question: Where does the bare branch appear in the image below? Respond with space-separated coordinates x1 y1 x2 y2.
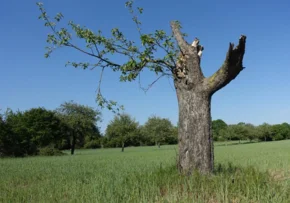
155 40 176 67
139 73 170 93
97 67 105 96
65 44 121 68
94 67 124 113
150 58 174 71
167 76 176 91
170 21 189 53
205 35 247 94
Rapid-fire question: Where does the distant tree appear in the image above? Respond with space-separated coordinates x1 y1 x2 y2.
271 124 283 141
212 119 227 141
0 113 8 156
105 113 139 152
237 122 246 125
140 125 153 146
99 136 108 148
217 122 257 143
244 123 257 142
84 125 102 149
56 101 102 155
22 108 64 147
127 129 144 146
168 125 178 145
281 123 290 139
138 125 147 146
1 108 65 156
0 112 5 134
1 109 37 156
233 123 256 142
256 123 273 142
142 116 174 148
220 125 236 144
271 123 290 141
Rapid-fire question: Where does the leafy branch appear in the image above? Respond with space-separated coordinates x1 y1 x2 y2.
37 1 183 112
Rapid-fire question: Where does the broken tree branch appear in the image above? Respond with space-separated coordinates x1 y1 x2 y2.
170 21 189 53
205 35 247 94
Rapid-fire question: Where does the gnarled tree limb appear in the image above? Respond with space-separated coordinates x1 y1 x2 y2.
205 35 247 94
170 21 189 53
170 22 205 86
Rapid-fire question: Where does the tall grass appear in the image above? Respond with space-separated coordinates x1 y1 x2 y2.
1 141 290 202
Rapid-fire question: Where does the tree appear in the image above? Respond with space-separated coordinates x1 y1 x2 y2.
83 125 102 149
0 113 9 156
105 113 139 152
257 123 273 142
37 2 247 174
1 109 38 156
22 108 64 147
281 123 290 139
271 123 290 141
232 123 247 142
56 101 102 155
220 125 236 144
243 123 257 142
212 119 228 141
1 108 66 157
142 116 175 148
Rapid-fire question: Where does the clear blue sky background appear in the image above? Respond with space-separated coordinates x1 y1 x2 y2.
1 0 289 132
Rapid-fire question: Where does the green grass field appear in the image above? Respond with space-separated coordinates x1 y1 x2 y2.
1 140 290 203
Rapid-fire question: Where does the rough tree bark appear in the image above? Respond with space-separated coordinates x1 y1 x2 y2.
171 22 246 175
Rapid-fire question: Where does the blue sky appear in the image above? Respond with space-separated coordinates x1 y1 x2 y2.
1 0 290 132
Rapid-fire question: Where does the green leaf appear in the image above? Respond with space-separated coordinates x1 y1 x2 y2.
137 7 143 14
125 1 133 8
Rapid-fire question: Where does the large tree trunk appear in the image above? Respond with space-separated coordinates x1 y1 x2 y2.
171 22 247 175
176 90 213 174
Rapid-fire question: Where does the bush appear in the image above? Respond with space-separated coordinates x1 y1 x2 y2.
38 147 65 156
84 140 101 149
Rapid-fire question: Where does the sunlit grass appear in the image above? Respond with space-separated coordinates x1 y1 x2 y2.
1 141 290 202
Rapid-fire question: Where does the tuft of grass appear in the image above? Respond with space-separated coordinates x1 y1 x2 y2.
38 147 66 156
1 141 290 202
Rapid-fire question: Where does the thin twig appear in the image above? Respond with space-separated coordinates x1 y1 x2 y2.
97 67 105 96
140 73 167 93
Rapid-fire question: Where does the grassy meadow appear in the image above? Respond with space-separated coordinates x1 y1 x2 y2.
1 141 290 202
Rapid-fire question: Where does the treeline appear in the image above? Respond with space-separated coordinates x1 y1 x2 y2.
0 101 178 157
104 114 178 151
1 102 290 157
213 119 290 142
0 101 102 157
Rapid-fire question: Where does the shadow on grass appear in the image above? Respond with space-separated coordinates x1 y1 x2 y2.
215 141 260 147
131 162 287 203
214 162 241 175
